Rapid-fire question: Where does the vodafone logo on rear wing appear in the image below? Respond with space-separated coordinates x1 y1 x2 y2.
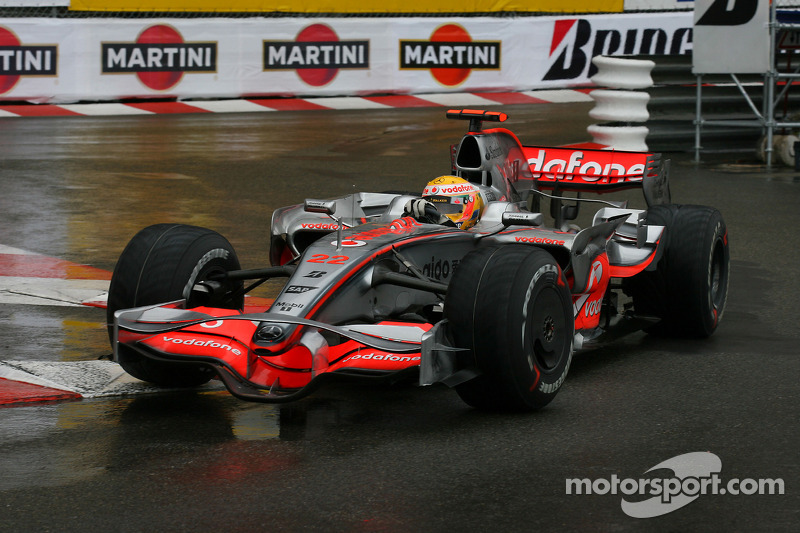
525 147 652 187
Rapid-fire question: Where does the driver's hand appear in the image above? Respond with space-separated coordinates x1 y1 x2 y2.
403 198 448 225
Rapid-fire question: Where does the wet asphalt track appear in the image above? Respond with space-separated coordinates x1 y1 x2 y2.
0 105 798 531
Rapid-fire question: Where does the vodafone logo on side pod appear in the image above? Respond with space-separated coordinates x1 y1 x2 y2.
102 25 217 91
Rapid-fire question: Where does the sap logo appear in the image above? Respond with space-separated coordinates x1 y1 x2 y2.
285 285 317 294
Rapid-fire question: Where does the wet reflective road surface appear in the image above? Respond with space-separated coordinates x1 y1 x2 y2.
1 106 798 531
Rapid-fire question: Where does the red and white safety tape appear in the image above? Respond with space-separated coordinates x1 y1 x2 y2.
0 90 593 118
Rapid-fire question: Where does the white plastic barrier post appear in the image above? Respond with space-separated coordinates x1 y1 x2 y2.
591 56 655 89
586 124 651 151
588 89 650 122
588 56 656 150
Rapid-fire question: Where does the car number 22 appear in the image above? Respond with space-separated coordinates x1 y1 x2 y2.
307 254 349 264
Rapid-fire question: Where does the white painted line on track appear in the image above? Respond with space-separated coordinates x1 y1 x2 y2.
0 360 225 399
308 97 390 110
413 92 504 107
187 99 276 113
0 90 594 118
59 103 154 116
0 362 77 392
0 245 36 255
0 277 108 307
522 89 594 103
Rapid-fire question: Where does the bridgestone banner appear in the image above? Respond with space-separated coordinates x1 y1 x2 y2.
692 0 770 74
0 12 692 103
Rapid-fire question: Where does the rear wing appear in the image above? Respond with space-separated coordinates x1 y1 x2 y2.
447 109 670 208
523 145 661 193
523 145 671 208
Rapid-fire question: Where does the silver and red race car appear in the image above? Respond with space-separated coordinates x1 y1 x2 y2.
107 109 729 410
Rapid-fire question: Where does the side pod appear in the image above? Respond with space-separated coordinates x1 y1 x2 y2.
570 215 628 293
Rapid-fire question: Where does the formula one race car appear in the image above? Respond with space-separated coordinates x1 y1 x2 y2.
107 109 729 410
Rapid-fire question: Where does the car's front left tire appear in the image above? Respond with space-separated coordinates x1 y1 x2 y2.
107 224 243 387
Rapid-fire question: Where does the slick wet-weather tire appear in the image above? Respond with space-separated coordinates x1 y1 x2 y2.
444 245 573 411
624 204 730 337
107 224 244 387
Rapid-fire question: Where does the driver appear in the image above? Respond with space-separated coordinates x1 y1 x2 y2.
403 176 485 229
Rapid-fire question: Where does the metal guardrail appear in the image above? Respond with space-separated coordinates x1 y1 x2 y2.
634 54 800 155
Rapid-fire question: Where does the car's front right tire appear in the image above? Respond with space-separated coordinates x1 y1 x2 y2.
444 245 573 411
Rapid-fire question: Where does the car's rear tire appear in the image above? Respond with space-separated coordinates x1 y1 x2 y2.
444 246 573 411
107 224 244 387
624 204 729 337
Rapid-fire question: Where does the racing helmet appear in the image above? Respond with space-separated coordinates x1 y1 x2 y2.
422 176 485 229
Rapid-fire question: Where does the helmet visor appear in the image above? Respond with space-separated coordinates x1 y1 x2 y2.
427 195 471 215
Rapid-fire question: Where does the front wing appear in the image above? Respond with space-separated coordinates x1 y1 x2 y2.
114 303 432 402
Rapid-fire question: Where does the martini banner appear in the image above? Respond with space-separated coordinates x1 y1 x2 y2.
0 12 692 103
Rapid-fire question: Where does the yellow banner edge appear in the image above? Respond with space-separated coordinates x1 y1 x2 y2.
68 0 624 14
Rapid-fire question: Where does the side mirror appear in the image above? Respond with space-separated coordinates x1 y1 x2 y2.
304 199 337 216
501 212 543 227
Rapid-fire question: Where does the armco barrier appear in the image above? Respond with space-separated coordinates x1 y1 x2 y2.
641 53 800 154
